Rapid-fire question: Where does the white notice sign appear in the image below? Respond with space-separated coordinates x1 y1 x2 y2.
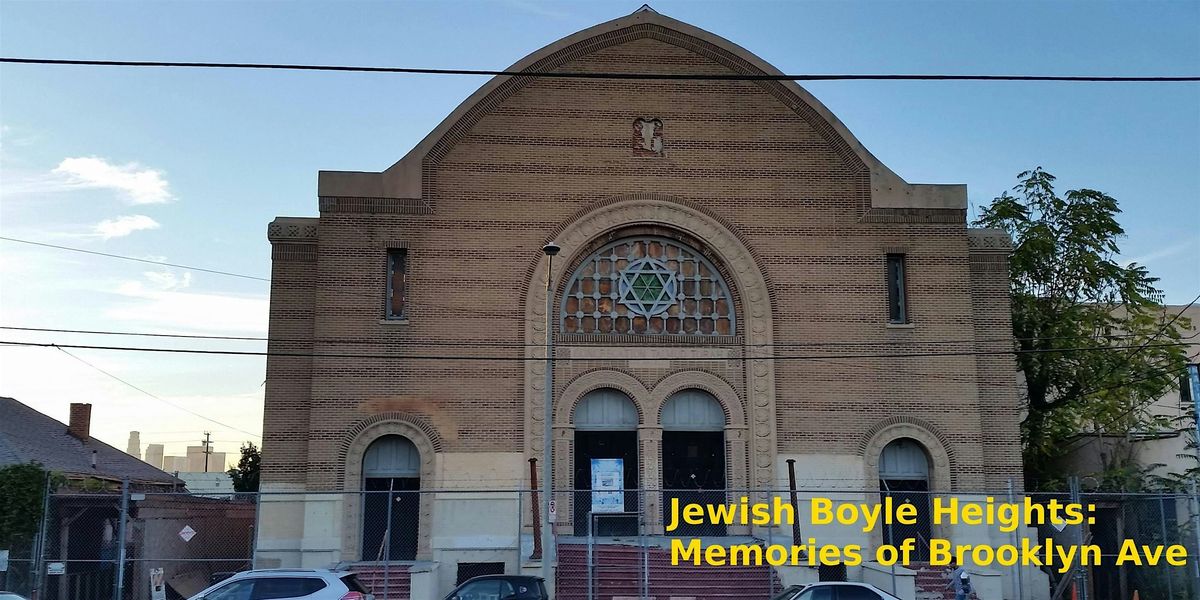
0 549 8 572
47 562 65 575
590 458 624 513
150 567 166 600
178 525 197 542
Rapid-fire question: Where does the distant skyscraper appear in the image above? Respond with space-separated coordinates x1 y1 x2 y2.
144 444 164 469
126 431 141 459
162 456 188 473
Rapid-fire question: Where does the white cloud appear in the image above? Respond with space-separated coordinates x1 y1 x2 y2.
94 214 161 239
53 156 173 204
143 270 192 291
1123 239 1196 267
108 278 268 335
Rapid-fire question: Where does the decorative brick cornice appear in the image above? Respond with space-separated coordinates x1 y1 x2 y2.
267 217 318 244
967 228 1014 253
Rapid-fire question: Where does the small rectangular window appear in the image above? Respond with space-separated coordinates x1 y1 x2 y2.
387 249 407 319
886 254 907 324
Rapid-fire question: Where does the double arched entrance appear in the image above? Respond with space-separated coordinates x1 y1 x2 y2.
567 385 733 536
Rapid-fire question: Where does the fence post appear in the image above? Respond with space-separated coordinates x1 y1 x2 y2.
529 458 542 560
1069 476 1088 600
383 481 394 600
1007 479 1024 600
113 479 129 600
251 491 262 569
1191 480 1200 600
1158 494 1174 599
640 488 648 600
32 470 51 600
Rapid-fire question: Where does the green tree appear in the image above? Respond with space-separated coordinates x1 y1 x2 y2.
973 167 1192 489
0 463 50 549
227 442 261 493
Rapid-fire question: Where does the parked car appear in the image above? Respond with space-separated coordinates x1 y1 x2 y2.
187 569 373 600
0 592 31 600
770 582 902 600
444 575 549 600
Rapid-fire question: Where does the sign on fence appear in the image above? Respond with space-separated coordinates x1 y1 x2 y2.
0 549 8 572
150 567 166 600
46 562 65 576
178 525 197 542
591 458 624 513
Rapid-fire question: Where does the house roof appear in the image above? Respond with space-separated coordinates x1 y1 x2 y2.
0 397 181 486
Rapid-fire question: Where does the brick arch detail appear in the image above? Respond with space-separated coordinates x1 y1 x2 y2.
557 369 651 426
648 370 745 428
860 417 957 492
338 414 440 561
524 196 778 492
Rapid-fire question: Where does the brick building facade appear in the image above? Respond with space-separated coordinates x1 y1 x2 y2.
258 9 1037 598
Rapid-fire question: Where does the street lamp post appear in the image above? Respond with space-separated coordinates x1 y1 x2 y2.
541 242 560 588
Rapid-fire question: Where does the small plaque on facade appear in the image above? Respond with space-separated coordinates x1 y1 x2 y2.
633 118 664 156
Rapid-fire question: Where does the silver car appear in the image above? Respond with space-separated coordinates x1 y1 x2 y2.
771 582 903 600
187 569 374 600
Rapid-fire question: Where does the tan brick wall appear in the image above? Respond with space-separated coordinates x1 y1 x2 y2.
262 30 1023 492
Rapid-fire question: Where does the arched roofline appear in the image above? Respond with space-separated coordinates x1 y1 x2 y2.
317 9 964 210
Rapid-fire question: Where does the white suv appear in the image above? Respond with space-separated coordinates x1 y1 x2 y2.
187 569 374 600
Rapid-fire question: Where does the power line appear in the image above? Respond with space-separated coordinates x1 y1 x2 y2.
2 57 1197 82
52 346 262 438
5 324 1194 350
3 339 1190 363
0 236 270 282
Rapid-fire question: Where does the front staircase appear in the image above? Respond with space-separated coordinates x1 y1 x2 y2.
913 564 953 600
348 563 412 600
556 542 781 600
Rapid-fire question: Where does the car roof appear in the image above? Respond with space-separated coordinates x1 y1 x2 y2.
462 574 543 583
800 582 899 597
228 569 348 578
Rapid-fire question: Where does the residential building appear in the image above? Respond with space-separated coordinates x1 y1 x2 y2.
0 398 179 488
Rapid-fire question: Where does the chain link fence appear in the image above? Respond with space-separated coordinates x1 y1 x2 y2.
9 484 1200 600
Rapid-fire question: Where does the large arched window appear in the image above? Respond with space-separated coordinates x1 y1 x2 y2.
561 236 735 336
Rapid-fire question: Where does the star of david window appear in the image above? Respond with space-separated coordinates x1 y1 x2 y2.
561 236 735 336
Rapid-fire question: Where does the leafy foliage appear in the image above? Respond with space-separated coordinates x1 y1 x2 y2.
0 462 49 549
227 442 260 493
973 168 1192 489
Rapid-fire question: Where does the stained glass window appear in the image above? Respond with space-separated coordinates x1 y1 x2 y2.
561 236 735 336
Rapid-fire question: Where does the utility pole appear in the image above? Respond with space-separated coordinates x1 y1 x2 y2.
202 431 213 473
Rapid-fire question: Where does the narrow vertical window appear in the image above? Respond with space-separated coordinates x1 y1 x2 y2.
886 254 907 324
387 249 407 319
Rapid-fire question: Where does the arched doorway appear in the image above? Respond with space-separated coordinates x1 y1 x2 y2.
362 435 420 561
661 389 726 536
573 389 639 536
879 438 933 558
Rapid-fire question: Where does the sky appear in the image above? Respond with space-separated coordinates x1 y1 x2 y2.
1 0 1198 465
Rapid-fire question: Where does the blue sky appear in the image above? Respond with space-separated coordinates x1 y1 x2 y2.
1 0 1197 459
